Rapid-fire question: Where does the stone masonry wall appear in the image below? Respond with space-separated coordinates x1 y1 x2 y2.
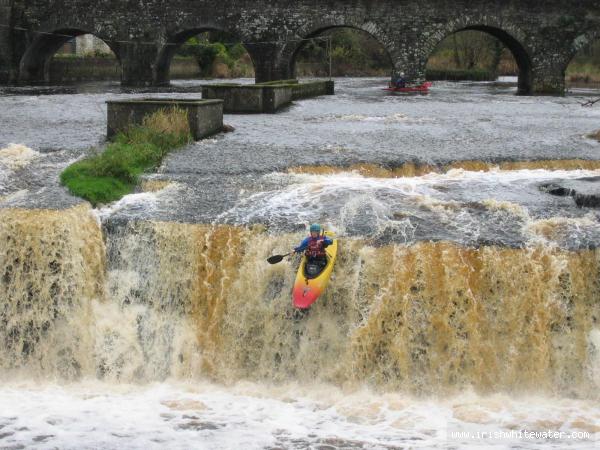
2 0 600 94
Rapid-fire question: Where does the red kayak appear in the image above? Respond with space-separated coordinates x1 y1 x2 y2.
383 82 432 93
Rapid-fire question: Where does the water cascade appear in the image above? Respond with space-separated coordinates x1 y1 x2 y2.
2 204 598 400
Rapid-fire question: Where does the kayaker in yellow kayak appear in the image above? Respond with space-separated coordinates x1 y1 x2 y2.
293 223 333 277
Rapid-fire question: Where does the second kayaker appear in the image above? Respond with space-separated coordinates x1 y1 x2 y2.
391 71 407 88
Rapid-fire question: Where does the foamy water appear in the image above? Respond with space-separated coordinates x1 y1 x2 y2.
217 167 600 247
0 382 598 449
0 144 40 196
0 143 40 170
304 112 436 124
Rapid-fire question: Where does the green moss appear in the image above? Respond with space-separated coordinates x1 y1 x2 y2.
60 109 191 206
202 83 243 87
206 83 279 89
255 79 299 86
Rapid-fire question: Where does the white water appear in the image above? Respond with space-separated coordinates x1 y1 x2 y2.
0 382 598 450
219 167 600 247
0 144 40 170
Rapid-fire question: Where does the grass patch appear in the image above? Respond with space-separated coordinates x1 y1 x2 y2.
203 82 243 87
60 108 191 206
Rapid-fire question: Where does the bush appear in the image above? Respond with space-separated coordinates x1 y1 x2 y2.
228 43 247 60
60 108 191 206
175 36 256 77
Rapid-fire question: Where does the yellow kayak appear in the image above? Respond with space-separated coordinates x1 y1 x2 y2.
292 231 337 309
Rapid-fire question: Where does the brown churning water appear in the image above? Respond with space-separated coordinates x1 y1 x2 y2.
1 204 599 399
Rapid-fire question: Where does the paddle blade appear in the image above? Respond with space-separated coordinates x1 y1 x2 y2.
267 254 285 264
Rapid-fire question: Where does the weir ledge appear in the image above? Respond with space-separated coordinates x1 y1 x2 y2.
106 99 223 140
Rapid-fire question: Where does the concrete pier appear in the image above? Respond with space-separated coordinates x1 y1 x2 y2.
201 80 334 113
289 80 335 100
106 99 223 140
201 85 293 113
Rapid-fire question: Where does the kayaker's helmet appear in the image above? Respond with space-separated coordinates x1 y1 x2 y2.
400 72 405 77
309 223 321 233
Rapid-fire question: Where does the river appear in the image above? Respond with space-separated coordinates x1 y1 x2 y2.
0 78 599 449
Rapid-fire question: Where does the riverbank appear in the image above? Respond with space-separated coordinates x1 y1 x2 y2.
567 61 600 85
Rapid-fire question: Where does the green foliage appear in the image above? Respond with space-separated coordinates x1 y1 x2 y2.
565 41 600 84
569 41 600 69
178 40 224 71
228 43 247 60
296 28 391 76
426 31 515 75
60 108 191 206
175 33 252 76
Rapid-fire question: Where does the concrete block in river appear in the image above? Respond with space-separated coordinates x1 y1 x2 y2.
106 99 223 140
290 81 335 100
201 85 292 113
201 80 335 113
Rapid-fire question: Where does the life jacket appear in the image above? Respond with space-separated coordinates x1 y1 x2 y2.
306 236 327 258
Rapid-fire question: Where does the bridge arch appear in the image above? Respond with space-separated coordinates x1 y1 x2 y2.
155 27 255 85
422 23 532 95
19 29 120 84
279 22 396 78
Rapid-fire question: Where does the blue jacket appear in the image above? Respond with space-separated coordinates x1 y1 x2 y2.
295 235 333 253
394 77 406 88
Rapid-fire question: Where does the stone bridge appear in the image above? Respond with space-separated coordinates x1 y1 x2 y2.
1 0 600 94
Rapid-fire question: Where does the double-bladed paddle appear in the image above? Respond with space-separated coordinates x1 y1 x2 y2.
267 252 293 264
